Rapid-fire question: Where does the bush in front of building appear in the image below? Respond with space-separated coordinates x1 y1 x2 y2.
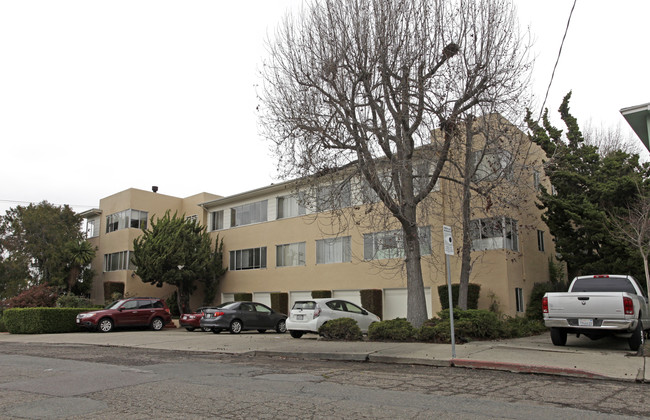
0 314 6 332
437 283 480 310
4 284 58 309
311 290 332 298
368 318 416 341
3 307 97 334
318 317 363 340
501 316 546 337
234 293 253 302
360 289 383 320
56 294 97 308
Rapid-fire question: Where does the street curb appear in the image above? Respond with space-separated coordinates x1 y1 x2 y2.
451 358 615 381
368 355 449 367
248 350 370 362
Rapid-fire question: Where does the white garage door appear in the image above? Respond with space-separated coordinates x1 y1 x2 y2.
383 288 432 320
289 291 312 309
332 290 361 306
221 293 234 304
253 292 272 307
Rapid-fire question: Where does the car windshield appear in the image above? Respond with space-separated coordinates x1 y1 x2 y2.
105 300 127 310
292 301 317 310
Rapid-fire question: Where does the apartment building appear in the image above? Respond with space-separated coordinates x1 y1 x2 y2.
81 121 555 318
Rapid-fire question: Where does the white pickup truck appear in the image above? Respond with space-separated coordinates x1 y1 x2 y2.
543 274 650 351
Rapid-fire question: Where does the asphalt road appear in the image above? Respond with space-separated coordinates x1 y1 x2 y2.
0 342 647 419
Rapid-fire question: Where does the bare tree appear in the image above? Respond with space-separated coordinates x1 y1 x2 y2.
260 0 531 327
583 120 642 158
610 192 650 294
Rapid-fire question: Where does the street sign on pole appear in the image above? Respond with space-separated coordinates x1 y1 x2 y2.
443 225 456 359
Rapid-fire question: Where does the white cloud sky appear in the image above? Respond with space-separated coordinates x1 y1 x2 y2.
1 0 648 216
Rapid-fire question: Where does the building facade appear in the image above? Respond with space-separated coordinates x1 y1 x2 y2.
81 124 556 318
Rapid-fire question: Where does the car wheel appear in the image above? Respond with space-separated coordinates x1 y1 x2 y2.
212 328 222 334
257 329 266 333
550 327 567 346
229 320 243 334
276 319 287 334
151 317 164 331
185 327 195 332
629 320 644 351
289 330 303 339
98 318 113 333
201 327 211 332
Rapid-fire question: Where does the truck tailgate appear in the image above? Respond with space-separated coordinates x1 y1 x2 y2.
547 292 627 319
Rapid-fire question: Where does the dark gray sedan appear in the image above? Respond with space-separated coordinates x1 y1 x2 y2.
200 301 287 334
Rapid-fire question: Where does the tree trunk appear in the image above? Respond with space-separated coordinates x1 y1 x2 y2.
403 220 428 328
458 118 475 310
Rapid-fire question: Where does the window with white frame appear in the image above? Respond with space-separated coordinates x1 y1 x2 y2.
86 218 99 238
515 287 525 312
276 242 306 267
277 195 306 219
472 149 513 183
185 214 198 223
316 182 351 212
106 209 148 233
229 247 267 270
363 226 432 260
230 200 267 227
537 230 545 252
104 251 135 272
210 210 224 231
316 236 351 264
470 217 518 251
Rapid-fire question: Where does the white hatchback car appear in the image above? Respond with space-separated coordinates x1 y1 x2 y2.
285 298 380 338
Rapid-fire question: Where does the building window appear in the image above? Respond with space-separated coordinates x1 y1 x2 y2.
277 195 305 219
229 247 267 270
316 236 351 264
316 182 351 212
186 215 198 223
363 226 431 260
211 210 224 231
104 251 135 272
472 149 513 183
515 287 524 312
106 209 148 233
470 217 518 251
231 200 268 227
276 242 306 267
537 230 545 252
86 218 99 238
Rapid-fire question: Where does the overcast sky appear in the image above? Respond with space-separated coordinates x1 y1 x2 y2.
1 0 648 217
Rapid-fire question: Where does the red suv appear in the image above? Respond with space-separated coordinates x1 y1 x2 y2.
76 297 172 332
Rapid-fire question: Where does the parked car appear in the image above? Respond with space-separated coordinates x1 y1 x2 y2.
285 298 380 338
543 274 650 350
180 307 215 332
200 301 287 334
76 297 172 333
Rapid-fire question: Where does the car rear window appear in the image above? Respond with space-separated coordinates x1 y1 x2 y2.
571 277 638 294
292 301 317 310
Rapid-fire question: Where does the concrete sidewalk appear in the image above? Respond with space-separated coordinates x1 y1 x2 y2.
0 328 647 383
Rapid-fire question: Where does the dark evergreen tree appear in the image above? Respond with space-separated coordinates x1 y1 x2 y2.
526 93 647 280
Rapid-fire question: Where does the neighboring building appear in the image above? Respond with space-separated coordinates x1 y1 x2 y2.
621 102 650 151
81 120 556 317
80 188 221 306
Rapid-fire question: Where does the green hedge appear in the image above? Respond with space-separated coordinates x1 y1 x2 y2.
234 293 253 302
360 289 383 320
0 315 6 332
4 307 98 334
368 318 416 341
438 283 480 309
311 290 331 298
318 317 362 340
271 292 289 315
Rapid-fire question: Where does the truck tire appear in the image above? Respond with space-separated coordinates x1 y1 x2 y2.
628 320 644 351
550 327 567 346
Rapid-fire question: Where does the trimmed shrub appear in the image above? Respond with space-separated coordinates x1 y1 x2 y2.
0 315 6 332
56 294 96 308
525 282 568 320
4 284 58 308
234 293 253 302
271 292 289 315
311 290 331 299
438 283 480 310
368 318 415 341
4 307 98 334
501 316 546 338
166 292 180 317
416 318 450 343
318 317 362 340
360 289 383 320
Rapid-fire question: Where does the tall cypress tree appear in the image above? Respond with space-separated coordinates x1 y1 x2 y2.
526 93 646 281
